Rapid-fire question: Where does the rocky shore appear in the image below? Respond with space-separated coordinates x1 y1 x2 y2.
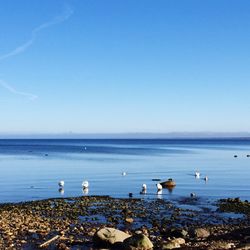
0 196 250 249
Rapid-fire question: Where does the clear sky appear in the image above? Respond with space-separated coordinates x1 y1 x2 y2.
0 0 250 134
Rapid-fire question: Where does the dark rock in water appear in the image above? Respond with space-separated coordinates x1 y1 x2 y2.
152 178 161 181
122 233 153 250
219 198 250 215
234 155 238 158
190 228 210 239
44 153 48 156
247 154 250 157
129 193 133 198
93 227 130 247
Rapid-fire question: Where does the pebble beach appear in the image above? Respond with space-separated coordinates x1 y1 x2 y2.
1 195 250 249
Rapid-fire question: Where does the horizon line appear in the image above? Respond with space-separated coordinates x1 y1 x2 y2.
0 131 250 139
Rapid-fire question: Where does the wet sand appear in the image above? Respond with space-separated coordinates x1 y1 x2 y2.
0 196 250 249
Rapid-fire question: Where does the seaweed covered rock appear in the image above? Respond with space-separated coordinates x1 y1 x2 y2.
219 198 250 214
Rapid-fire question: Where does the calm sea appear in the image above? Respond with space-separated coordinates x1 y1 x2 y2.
0 139 250 203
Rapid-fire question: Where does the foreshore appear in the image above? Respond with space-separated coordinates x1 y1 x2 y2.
0 196 250 249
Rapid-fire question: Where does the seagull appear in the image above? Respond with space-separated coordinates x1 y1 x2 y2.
190 192 196 197
156 183 162 191
58 180 64 187
195 171 200 178
82 180 89 189
140 184 147 194
204 176 208 181
122 172 127 176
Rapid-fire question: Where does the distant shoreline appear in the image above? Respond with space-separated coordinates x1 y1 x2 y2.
1 136 250 140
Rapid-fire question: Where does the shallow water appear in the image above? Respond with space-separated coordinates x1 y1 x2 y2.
0 139 250 203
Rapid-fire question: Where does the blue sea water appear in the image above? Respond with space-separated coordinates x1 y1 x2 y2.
0 138 250 203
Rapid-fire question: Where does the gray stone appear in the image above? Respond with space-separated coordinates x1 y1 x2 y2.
162 242 180 249
122 234 153 250
161 238 185 249
93 227 131 247
191 228 210 238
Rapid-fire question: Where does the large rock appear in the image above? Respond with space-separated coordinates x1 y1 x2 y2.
93 227 130 247
122 234 153 250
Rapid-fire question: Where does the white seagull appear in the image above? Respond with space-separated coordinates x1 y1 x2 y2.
58 180 64 187
140 184 147 194
156 183 162 191
195 171 200 178
204 176 208 181
82 180 89 189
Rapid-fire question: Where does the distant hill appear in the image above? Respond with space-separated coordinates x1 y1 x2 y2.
0 132 250 139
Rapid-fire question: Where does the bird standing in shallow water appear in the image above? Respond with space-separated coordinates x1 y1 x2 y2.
140 184 147 194
156 183 162 191
195 171 200 178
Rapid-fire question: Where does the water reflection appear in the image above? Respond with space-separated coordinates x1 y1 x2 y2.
157 189 163 199
166 186 175 194
82 188 89 195
58 187 64 195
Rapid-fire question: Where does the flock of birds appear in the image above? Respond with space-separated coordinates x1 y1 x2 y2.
58 180 89 195
57 153 250 197
57 170 208 198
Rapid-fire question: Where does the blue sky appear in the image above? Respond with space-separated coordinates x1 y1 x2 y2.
0 0 250 134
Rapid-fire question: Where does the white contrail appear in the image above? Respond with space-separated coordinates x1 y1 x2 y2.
0 79 38 100
0 4 74 61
